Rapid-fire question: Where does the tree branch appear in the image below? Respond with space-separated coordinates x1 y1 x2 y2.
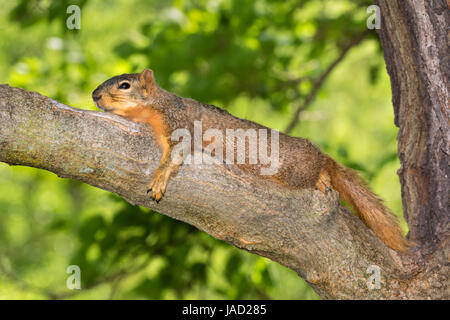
0 84 447 299
285 31 370 134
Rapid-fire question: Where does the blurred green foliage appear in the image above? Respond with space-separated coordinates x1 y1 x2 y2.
0 0 403 299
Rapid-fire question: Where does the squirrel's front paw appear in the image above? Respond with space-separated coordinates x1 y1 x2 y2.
147 166 172 202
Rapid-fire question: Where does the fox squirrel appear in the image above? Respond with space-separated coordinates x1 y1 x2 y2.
92 69 410 252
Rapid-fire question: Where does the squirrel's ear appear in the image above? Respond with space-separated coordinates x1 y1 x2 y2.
139 69 155 95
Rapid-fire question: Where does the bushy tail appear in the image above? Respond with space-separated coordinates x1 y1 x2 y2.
325 156 410 251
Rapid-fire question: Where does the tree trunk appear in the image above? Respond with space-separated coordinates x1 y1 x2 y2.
374 0 449 251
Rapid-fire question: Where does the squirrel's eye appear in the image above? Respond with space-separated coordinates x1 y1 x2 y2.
118 82 131 90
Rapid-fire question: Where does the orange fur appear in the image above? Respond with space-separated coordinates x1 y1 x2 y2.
324 156 410 251
120 107 167 149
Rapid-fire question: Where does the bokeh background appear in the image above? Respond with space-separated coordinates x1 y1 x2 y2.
0 0 406 299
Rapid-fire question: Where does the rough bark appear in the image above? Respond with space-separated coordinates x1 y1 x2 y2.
0 84 448 299
374 0 449 251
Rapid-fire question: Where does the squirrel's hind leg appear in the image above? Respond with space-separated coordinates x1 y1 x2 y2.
315 168 332 193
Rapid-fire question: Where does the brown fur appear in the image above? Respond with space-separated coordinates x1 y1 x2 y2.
323 156 410 251
92 69 410 251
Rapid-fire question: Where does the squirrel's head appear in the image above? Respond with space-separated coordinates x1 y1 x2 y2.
92 69 157 116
